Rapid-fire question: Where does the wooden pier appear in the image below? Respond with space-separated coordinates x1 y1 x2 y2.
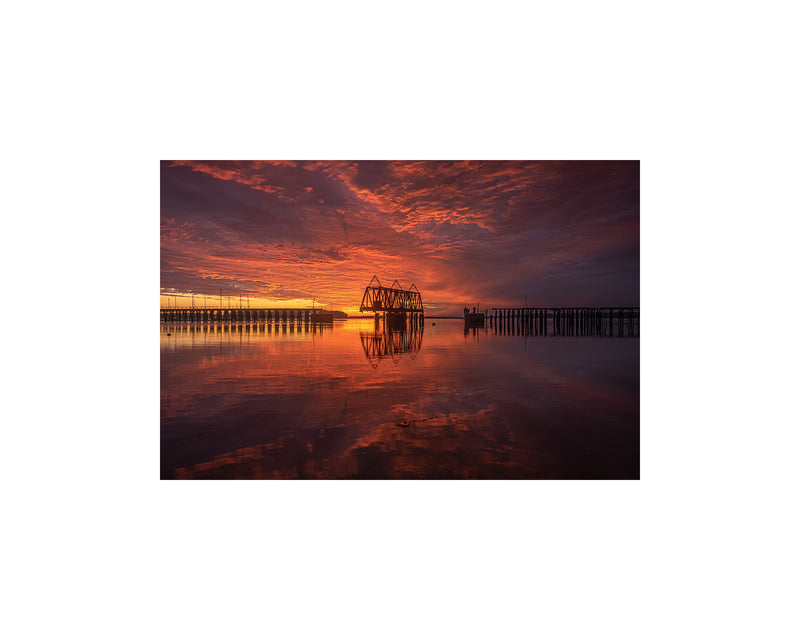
160 307 334 324
488 307 639 337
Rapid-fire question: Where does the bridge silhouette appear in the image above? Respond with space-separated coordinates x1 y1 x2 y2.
359 276 424 328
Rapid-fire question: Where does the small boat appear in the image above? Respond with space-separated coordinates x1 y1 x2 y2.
310 310 334 323
309 299 334 323
464 305 485 327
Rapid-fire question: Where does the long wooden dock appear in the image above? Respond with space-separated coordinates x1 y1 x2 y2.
160 307 333 323
488 307 639 337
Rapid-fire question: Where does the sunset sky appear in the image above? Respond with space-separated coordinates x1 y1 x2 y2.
160 160 639 315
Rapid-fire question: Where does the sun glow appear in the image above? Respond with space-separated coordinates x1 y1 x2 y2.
160 292 330 310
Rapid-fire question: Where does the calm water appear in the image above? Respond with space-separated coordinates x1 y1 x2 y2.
160 319 639 479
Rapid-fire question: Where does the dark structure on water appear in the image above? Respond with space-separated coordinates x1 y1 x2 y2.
464 306 485 328
160 307 334 323
487 307 639 337
359 276 424 328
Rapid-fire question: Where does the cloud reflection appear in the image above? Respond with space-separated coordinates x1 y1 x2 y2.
162 320 638 479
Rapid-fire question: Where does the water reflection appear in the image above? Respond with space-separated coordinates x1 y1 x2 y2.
160 322 334 351
162 322 334 337
360 324 423 368
161 318 639 479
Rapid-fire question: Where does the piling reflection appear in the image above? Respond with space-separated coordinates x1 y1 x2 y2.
360 324 423 368
161 322 333 343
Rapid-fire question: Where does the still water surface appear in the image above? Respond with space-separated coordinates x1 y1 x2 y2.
161 319 639 479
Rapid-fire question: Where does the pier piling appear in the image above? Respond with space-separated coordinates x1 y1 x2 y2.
487 307 639 337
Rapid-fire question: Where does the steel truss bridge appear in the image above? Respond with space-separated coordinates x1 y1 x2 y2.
359 276 424 319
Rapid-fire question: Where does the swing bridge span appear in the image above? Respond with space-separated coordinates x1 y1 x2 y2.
359 276 424 327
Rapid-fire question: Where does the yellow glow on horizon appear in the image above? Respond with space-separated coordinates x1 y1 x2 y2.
159 292 351 311
160 289 456 316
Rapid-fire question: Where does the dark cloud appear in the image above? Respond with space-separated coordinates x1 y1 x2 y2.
351 161 394 190
312 247 347 262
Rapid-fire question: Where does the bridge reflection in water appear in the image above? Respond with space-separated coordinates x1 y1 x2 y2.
360 324 423 368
